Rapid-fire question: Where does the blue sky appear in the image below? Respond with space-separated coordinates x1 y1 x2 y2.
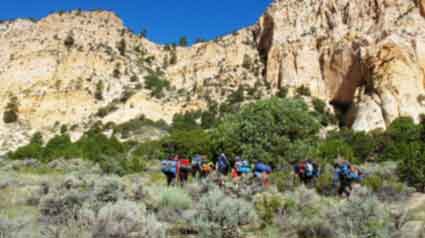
0 0 272 44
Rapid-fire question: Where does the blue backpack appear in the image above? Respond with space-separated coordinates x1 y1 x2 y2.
161 160 177 175
238 160 251 173
192 155 203 168
255 163 272 174
339 163 362 181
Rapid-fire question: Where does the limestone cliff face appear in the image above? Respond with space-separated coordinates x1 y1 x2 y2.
0 10 264 152
1 0 425 152
256 0 425 131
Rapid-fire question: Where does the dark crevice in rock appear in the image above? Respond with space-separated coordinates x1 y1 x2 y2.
255 13 274 77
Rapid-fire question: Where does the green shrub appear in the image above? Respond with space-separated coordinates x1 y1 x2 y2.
3 95 19 123
386 117 421 142
64 33 74 49
270 170 300 193
193 187 257 238
210 97 321 164
296 85 311 96
8 128 141 175
329 188 393 238
316 138 356 163
314 164 334 195
96 103 119 118
363 174 384 192
178 36 188 47
94 200 165 238
161 129 211 158
113 116 168 138
95 81 104 100
275 87 288 98
397 142 425 192
42 134 79 162
327 129 376 162
158 187 192 210
116 38 126 56
227 86 245 105
132 140 165 161
311 97 336 126
171 111 202 132
254 192 285 226
144 72 170 98
242 54 252 70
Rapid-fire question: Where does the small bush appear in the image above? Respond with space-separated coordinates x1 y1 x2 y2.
158 187 192 210
254 192 285 226
397 142 425 192
328 188 394 238
3 95 19 123
93 200 163 238
178 36 188 47
296 85 311 96
275 87 288 98
39 190 85 224
96 103 119 118
116 39 126 56
64 34 75 49
94 177 126 203
144 73 170 99
242 54 252 70
193 188 257 238
95 81 104 101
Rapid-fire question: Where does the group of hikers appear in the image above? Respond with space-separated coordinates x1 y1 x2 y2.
161 153 364 197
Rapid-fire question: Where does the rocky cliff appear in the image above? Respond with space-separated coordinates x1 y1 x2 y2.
1 0 425 153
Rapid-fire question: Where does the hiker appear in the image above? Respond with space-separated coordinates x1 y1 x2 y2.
216 153 230 176
253 161 272 188
333 160 364 197
191 154 203 179
161 155 178 186
232 156 242 181
216 153 230 186
178 156 191 185
294 160 320 185
234 157 251 176
200 158 214 178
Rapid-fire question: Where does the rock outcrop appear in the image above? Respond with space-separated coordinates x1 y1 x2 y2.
255 0 425 131
1 0 425 152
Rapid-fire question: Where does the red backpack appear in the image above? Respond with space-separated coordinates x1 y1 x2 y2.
180 159 191 170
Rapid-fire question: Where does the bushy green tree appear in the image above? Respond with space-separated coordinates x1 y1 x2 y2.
396 142 425 191
386 117 421 142
161 129 211 158
316 138 355 163
210 97 321 165
171 111 202 132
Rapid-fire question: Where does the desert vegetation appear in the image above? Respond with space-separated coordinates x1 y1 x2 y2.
3 96 425 237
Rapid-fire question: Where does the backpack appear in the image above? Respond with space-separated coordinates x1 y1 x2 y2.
238 160 251 173
339 163 362 181
305 163 314 177
218 154 229 172
312 163 320 177
179 159 191 172
235 160 243 170
161 160 177 175
192 155 203 168
255 163 272 174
